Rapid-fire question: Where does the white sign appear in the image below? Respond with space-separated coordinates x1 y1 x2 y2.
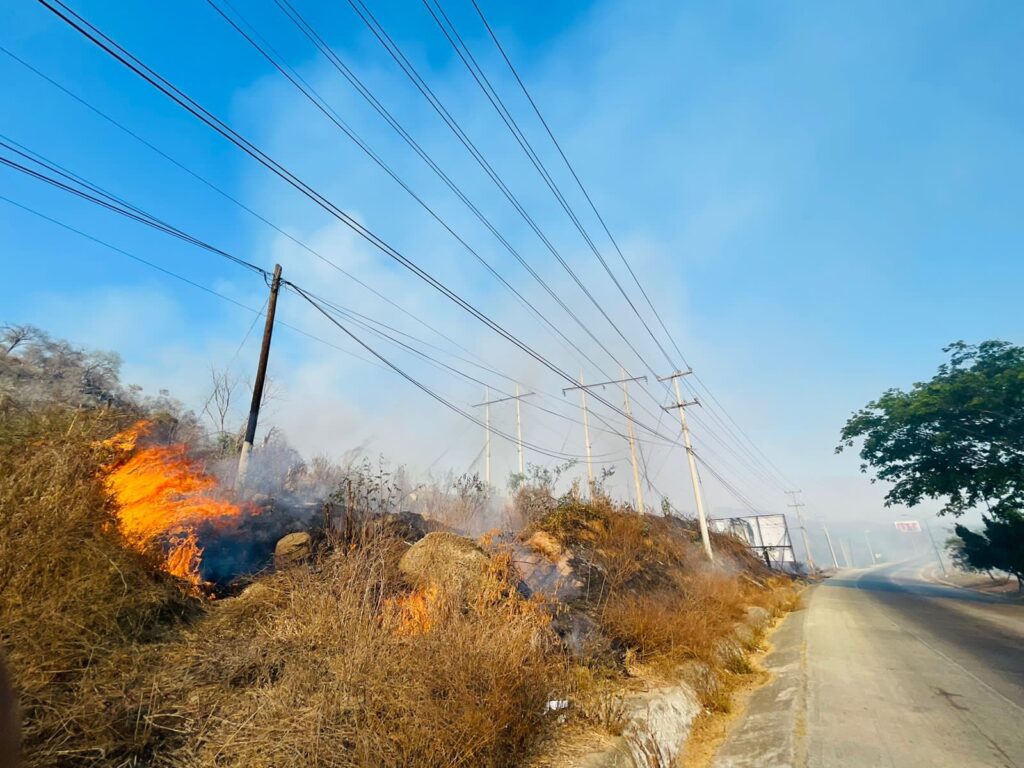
710 513 795 564
894 520 922 533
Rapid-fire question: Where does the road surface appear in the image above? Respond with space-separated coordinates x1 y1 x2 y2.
712 561 1024 768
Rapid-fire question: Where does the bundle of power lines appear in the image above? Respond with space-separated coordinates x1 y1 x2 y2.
1 0 797 528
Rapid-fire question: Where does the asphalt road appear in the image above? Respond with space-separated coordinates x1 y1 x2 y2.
712 561 1024 768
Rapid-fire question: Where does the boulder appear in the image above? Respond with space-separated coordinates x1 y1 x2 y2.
527 530 563 560
398 532 491 596
274 531 312 568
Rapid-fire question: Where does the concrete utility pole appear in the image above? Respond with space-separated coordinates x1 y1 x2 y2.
822 521 840 569
923 518 948 576
485 387 491 485
786 490 815 570
576 372 595 491
841 539 854 568
621 369 645 513
563 371 648 510
865 530 876 565
473 387 536 486
236 263 282 489
658 369 713 561
515 384 524 475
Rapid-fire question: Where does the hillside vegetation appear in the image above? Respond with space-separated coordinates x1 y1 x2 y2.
0 328 798 767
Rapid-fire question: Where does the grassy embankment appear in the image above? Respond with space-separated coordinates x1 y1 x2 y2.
0 401 798 767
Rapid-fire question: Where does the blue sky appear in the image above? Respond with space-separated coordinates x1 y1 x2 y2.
3 0 1022 563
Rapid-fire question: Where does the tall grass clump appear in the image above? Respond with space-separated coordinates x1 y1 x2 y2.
0 398 567 767
140 539 565 768
524 487 794 707
0 400 196 766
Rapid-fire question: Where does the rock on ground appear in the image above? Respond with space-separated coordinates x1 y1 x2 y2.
274 531 312 567
399 531 491 596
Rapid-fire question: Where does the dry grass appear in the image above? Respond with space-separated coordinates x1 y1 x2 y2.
528 491 797 712
0 399 796 766
128 540 566 768
0 402 196 766
0 400 566 767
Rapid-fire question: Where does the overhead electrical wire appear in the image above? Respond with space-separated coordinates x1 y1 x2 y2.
0 45 506 379
0 193 389 374
19 0 791 511
206 0 623 389
216 0 677 434
32 0 684 444
0 135 665 461
291 283 622 463
465 0 796 494
469 0 682 370
341 0 666 384
0 141 641 464
0 172 615 466
422 0 677 373
276 0 677 435
334 0 719 441
694 452 765 514
262 0 627 384
2 42 678 457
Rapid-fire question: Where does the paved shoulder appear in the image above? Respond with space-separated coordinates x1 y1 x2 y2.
711 603 807 768
711 565 1024 768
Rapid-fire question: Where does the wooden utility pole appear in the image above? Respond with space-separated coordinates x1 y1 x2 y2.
563 372 647 509
236 263 282 489
473 387 535 486
658 369 713 561
923 518 947 576
786 490 815 570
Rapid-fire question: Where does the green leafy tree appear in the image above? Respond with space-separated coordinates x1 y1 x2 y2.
837 340 1024 587
953 516 1024 588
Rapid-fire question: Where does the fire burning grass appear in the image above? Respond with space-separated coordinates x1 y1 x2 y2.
385 583 442 636
0 403 799 768
101 421 247 588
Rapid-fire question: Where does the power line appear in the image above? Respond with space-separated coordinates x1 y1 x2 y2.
207 0 621 386
2 143 641 463
2 46 671 453
466 2 796 493
291 284 619 462
0 134 667 462
342 0 664 383
330 0 685 439
0 192 388 373
2 182 616 466
33 0 681 443
0 44 511 381
260 0 622 382
21 0 785 512
231 0 688 441
469 0 684 369
424 0 677 372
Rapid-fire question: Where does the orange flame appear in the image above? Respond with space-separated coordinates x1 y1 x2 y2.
385 584 442 636
102 421 243 588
